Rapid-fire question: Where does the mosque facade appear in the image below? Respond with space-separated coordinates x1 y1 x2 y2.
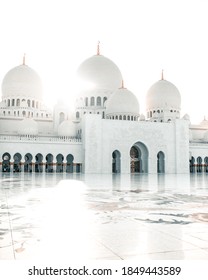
0 46 207 174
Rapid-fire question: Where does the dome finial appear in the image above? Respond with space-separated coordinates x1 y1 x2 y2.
121 80 124 88
23 53 26 65
119 80 126 89
97 41 100 55
161 69 164 80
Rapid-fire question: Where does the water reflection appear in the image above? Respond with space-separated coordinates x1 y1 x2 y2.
1 173 208 260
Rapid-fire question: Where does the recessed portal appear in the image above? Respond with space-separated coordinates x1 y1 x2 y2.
157 151 165 173
130 142 148 173
112 150 121 173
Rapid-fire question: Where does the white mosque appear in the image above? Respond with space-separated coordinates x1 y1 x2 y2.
0 44 207 174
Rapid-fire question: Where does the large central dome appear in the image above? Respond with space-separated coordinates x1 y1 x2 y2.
77 54 123 92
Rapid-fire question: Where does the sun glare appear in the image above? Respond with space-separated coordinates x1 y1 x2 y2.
32 179 96 260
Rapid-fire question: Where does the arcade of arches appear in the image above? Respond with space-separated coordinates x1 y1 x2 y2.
112 143 165 174
190 156 208 173
1 152 82 173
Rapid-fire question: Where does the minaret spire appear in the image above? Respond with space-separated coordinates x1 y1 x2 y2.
97 41 100 55
161 69 164 80
23 53 26 65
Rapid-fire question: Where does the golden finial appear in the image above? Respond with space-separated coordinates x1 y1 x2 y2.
23 53 26 65
119 80 126 89
161 69 164 80
97 41 100 55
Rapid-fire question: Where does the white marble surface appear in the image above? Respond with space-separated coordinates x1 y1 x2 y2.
0 173 208 260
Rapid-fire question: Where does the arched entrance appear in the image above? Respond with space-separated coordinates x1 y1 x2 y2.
112 150 121 173
2 153 11 172
197 157 202 173
35 153 43 172
66 154 74 173
157 151 165 173
24 153 33 172
130 142 148 173
56 154 64 173
190 156 195 173
46 153 54 173
204 157 208 172
13 153 22 172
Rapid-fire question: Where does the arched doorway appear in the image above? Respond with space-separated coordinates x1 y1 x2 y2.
2 153 11 172
130 142 148 173
157 151 165 173
13 153 22 172
204 157 208 172
190 156 195 173
46 153 54 173
112 150 121 173
35 153 43 172
66 154 74 173
56 154 64 173
197 157 202 173
24 153 33 172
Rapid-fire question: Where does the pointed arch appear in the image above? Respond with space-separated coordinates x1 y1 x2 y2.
130 142 148 173
66 154 74 173
13 153 22 172
190 156 195 173
56 154 64 173
2 153 11 172
112 150 121 173
24 153 33 172
197 156 202 173
157 151 165 173
204 157 208 173
46 153 54 173
35 153 43 173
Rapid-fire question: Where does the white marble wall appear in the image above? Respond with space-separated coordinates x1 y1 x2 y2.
82 114 190 174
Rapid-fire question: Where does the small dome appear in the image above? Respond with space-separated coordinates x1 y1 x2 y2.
146 79 181 111
2 64 42 100
139 114 146 121
18 118 38 135
200 117 208 127
58 120 77 137
77 54 123 92
106 87 140 117
182 114 190 121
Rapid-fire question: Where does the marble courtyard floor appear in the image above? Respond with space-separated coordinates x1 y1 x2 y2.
0 172 208 260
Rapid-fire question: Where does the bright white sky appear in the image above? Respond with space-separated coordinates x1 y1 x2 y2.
0 0 208 123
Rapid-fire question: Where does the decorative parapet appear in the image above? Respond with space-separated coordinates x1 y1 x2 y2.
0 134 82 143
